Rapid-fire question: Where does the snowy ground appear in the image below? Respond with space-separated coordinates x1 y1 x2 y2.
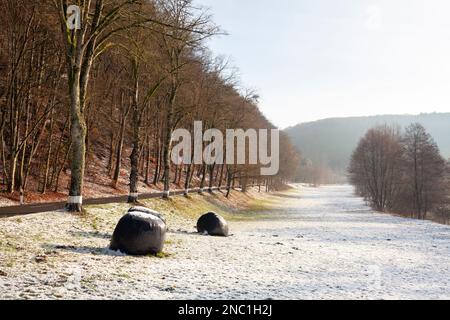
1 185 450 300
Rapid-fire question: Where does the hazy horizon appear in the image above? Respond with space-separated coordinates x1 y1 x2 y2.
285 111 450 128
199 0 450 129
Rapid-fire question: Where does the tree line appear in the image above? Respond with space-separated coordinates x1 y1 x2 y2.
0 0 301 211
349 123 450 222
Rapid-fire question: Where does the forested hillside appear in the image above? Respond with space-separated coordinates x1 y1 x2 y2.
0 0 300 209
286 113 450 175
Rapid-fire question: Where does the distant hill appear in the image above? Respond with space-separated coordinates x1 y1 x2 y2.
285 113 450 173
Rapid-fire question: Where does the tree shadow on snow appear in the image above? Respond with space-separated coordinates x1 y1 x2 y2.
168 229 201 236
67 230 112 239
41 243 125 257
271 193 303 200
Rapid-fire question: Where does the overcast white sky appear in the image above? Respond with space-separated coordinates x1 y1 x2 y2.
197 0 450 128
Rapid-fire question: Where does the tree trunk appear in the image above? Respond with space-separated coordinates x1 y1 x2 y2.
153 144 161 185
128 63 140 204
184 164 192 196
7 152 17 194
218 164 224 189
226 168 233 198
112 116 126 189
199 164 206 194
42 110 54 194
208 163 216 192
173 164 179 184
162 84 176 199
177 164 183 185
144 130 151 185
66 80 87 212
54 142 71 193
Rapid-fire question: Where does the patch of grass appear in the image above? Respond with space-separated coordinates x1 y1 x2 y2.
31 233 45 242
138 189 283 223
74 188 287 235
5 257 15 268
165 239 182 245
78 209 108 232
91 218 99 231
114 273 132 279
225 212 274 222
87 203 115 210
0 239 20 253
151 251 172 259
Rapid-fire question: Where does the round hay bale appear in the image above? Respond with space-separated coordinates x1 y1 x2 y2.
197 212 229 237
110 207 166 255
128 206 166 223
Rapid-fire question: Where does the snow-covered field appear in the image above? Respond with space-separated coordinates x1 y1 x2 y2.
1 185 450 300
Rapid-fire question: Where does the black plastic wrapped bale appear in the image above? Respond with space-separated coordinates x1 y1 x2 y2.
128 206 166 223
197 212 229 237
110 207 167 255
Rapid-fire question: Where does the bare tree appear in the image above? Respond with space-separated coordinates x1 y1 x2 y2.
348 125 404 211
156 0 219 199
54 0 161 211
400 123 447 219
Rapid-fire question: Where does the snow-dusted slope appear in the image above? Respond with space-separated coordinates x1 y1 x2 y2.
1 185 449 299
